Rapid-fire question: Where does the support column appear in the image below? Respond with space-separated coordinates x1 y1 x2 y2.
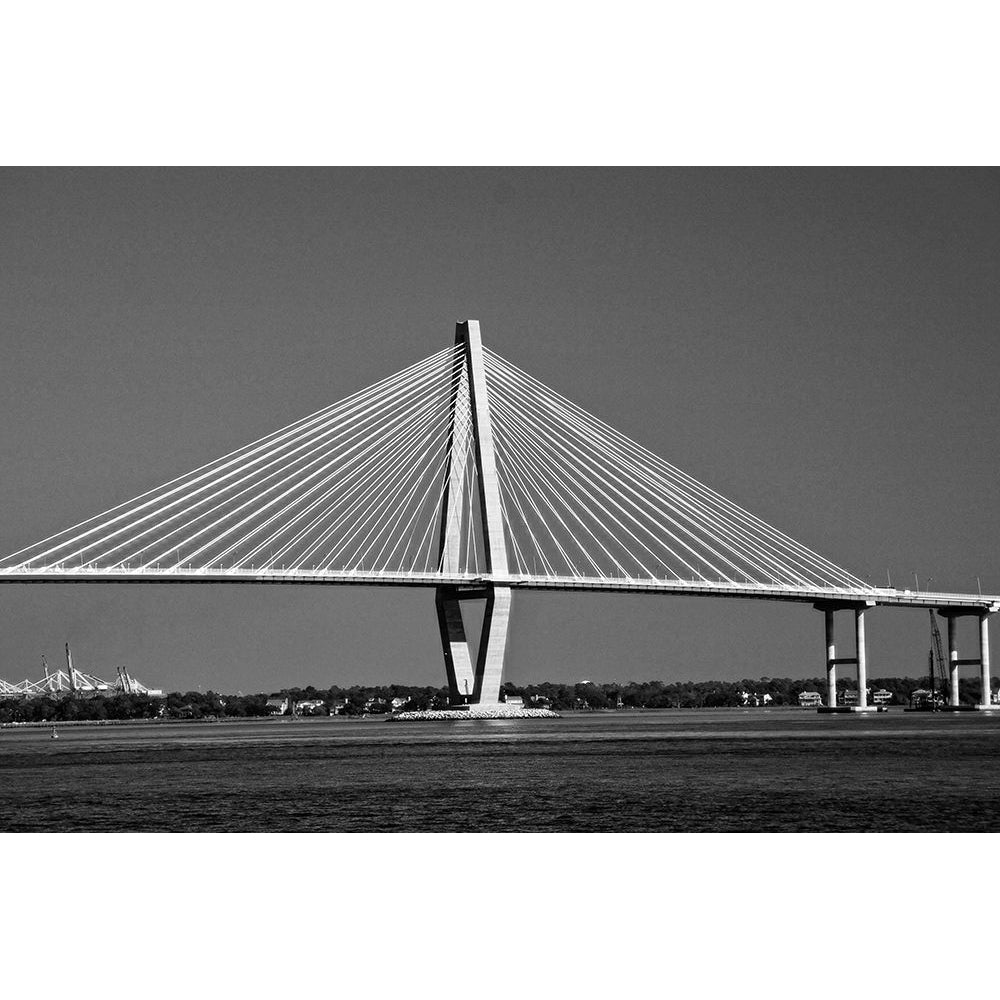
825 609 836 708
816 601 873 712
856 608 868 709
948 614 960 707
980 613 992 708
436 587 476 703
473 586 512 704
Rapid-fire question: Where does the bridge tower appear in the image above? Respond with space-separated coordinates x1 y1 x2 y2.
435 321 512 705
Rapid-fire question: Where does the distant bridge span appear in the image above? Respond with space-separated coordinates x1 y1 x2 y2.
2 321 996 709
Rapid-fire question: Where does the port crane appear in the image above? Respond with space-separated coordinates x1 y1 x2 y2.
0 644 163 697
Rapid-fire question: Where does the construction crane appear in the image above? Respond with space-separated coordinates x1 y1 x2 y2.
928 609 948 707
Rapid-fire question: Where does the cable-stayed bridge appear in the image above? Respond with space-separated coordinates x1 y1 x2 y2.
2 322 996 710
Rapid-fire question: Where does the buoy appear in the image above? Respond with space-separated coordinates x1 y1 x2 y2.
51 727 59 740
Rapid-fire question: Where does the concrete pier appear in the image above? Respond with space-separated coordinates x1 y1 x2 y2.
825 608 836 708
980 613 992 709
935 608 997 711
948 614 960 707
473 585 512 704
435 584 513 705
815 600 878 713
435 586 476 703
856 608 868 709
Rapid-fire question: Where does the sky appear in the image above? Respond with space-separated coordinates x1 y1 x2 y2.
1 167 997 693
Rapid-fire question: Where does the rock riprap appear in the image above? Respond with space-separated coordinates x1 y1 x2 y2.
389 706 560 721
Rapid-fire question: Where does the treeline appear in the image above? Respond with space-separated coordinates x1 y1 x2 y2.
0 685 448 724
0 692 169 724
2 675 994 724
504 676 988 709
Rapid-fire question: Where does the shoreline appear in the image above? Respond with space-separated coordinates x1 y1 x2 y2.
0 704 865 731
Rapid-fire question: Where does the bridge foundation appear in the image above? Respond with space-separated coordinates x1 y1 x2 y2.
435 584 511 705
436 586 476 702
936 608 996 710
814 601 879 712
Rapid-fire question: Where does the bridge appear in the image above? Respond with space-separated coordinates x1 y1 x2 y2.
2 321 996 710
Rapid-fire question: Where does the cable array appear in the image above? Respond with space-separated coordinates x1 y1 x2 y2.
482 348 869 591
1 346 484 577
1 336 869 593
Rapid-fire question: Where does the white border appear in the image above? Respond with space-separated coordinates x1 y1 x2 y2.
3 2 998 165
1 833 996 996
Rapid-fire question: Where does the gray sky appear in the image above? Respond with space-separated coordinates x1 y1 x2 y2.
1 167 997 692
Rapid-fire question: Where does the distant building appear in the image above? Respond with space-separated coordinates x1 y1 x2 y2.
265 696 289 715
503 695 524 707
295 699 326 715
390 697 410 711
330 698 349 715
798 691 823 707
842 688 881 706
529 695 551 708
872 689 893 705
910 688 945 708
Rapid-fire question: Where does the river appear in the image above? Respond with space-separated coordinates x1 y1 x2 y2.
1 709 998 831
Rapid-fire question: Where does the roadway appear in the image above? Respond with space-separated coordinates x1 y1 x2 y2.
0 568 996 612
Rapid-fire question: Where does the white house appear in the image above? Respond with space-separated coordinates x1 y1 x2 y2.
295 699 326 715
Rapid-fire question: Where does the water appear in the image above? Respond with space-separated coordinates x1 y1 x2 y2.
1 710 998 831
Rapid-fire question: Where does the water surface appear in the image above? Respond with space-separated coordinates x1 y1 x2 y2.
1 710 998 831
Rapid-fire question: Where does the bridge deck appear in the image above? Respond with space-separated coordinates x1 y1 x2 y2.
0 569 995 612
